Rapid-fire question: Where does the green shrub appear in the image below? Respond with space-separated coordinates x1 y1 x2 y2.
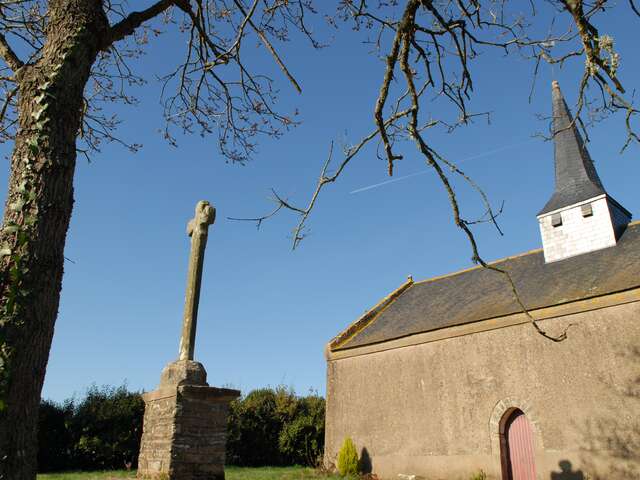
226 386 326 467
38 384 144 472
37 399 74 471
226 387 286 466
470 470 487 480
337 437 359 477
278 394 325 466
69 384 144 470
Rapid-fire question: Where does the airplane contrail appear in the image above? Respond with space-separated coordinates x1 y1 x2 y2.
349 138 535 194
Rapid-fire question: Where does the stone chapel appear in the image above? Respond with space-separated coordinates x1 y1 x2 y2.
323 82 640 480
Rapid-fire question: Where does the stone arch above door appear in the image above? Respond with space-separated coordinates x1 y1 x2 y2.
489 397 544 455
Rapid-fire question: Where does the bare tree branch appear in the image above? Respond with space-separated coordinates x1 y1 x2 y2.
0 32 23 72
233 0 302 93
106 0 176 48
233 0 625 342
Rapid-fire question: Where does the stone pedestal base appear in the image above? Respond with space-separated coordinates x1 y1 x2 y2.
137 372 240 479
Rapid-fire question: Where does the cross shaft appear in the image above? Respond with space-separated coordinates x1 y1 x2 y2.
178 200 216 361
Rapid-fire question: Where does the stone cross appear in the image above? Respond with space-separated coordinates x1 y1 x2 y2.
178 200 216 361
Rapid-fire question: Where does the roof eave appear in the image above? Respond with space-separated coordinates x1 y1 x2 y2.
537 192 607 217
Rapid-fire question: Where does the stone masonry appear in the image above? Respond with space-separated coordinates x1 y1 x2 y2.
137 364 239 480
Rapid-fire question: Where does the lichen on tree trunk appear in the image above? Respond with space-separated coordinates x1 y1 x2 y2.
0 1 108 478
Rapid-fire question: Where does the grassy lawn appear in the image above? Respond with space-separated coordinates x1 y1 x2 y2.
37 466 343 480
227 466 342 480
37 472 136 480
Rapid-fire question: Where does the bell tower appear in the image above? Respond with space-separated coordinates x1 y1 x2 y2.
537 81 631 263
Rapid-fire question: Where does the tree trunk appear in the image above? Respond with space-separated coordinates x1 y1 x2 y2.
0 1 108 478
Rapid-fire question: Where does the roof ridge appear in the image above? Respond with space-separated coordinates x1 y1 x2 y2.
413 247 543 286
414 221 640 288
329 276 414 350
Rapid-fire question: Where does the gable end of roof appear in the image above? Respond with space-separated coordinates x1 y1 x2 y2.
329 276 414 351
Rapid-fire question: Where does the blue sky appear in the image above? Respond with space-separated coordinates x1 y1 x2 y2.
1 3 638 402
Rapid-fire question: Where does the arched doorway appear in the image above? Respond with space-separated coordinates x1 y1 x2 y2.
500 409 537 480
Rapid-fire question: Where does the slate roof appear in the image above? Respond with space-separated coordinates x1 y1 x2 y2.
538 81 607 215
332 221 640 351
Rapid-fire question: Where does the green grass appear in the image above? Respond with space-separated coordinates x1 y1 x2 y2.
38 466 343 480
37 471 136 480
227 466 342 480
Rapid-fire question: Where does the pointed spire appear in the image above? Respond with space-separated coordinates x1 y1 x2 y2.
538 81 607 215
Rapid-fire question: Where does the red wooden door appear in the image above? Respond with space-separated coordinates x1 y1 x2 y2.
504 410 537 480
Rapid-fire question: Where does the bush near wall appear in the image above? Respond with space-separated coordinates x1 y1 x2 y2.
336 437 359 477
278 395 325 466
38 385 325 472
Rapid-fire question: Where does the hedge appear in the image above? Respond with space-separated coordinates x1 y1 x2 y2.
38 384 325 472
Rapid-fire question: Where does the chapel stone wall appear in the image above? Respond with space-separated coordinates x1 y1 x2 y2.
324 298 640 480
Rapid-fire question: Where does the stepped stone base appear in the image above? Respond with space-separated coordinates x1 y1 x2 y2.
138 361 240 480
